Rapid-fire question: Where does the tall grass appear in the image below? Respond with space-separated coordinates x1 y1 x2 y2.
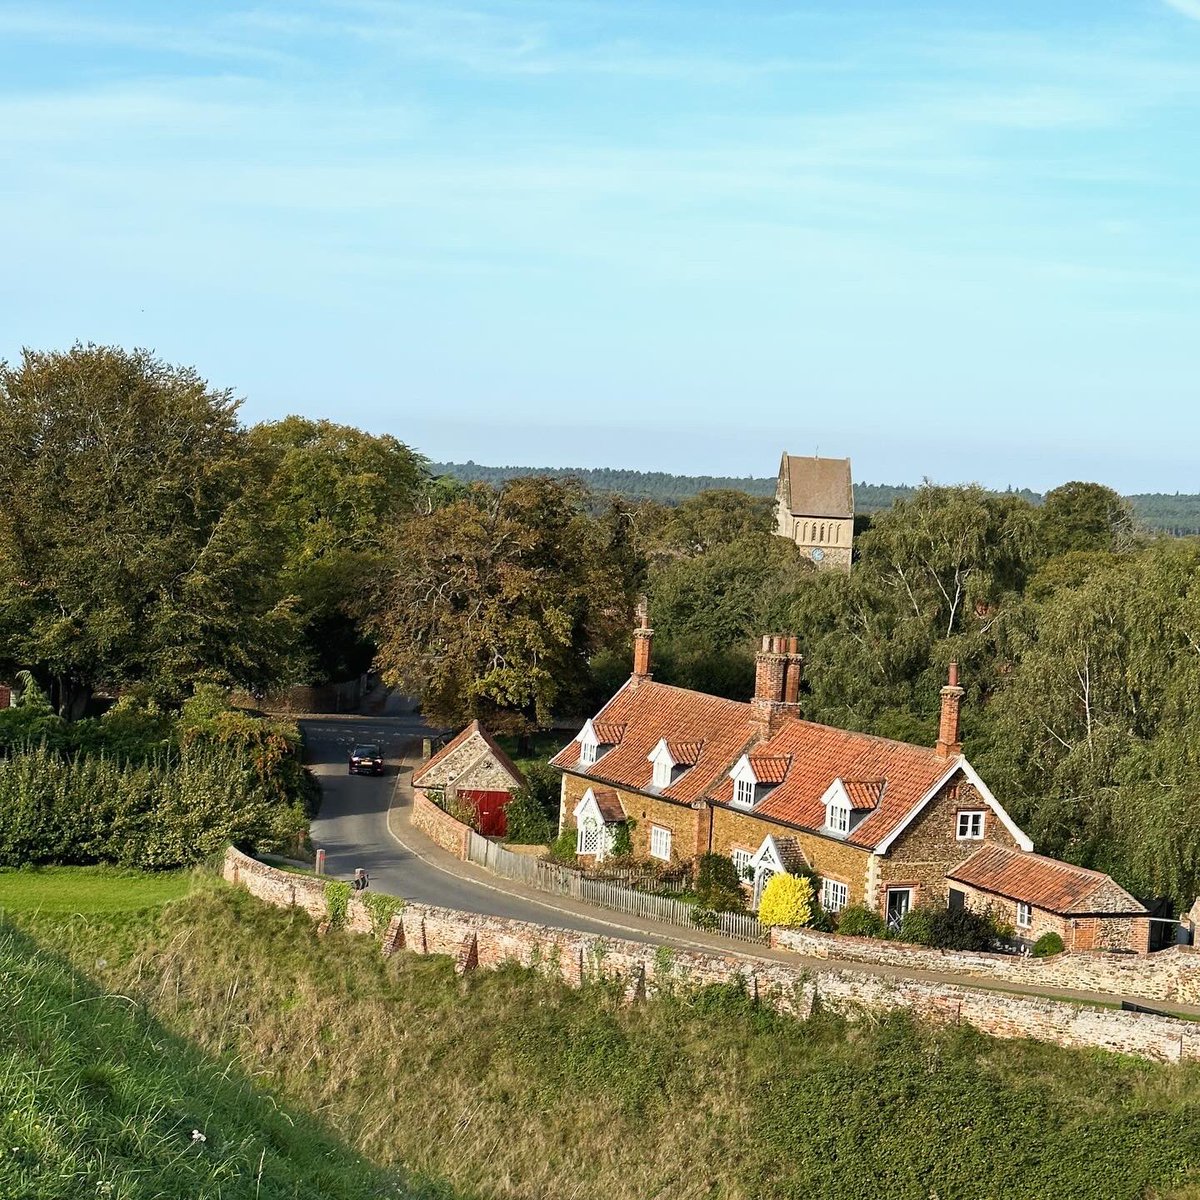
10 877 1200 1200
0 917 448 1199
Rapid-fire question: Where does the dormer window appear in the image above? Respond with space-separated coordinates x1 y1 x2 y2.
826 800 850 835
652 757 672 788
734 777 755 807
575 718 625 770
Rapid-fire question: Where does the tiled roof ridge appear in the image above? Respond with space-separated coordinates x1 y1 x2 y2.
967 844 1117 887
769 710 946 759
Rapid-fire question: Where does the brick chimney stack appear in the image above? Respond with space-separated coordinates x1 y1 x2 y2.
752 634 803 738
936 661 965 758
631 613 654 687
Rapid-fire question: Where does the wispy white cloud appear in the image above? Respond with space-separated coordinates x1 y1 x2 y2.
1163 0 1200 20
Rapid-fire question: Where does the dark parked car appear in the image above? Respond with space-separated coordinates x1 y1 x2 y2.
348 744 384 775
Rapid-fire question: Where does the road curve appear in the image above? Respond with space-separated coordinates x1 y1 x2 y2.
303 715 671 941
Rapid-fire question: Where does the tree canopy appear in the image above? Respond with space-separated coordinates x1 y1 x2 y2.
0 345 299 713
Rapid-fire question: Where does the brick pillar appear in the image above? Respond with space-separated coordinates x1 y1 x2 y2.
936 661 965 758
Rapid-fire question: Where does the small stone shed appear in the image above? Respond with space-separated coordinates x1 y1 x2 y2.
947 843 1151 953
411 721 526 838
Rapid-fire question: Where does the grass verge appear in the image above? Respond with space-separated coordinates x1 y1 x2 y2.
0 865 191 914
5 869 1200 1200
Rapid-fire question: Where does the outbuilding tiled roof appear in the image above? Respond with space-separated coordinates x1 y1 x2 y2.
948 844 1147 916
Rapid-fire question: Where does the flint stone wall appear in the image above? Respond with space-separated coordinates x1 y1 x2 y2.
224 848 1200 1064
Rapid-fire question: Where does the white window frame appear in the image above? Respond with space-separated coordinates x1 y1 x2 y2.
826 802 850 835
579 739 598 766
652 758 672 789
733 777 755 808
1016 901 1033 929
731 848 753 884
649 825 672 861
577 816 600 855
821 879 849 913
956 810 985 841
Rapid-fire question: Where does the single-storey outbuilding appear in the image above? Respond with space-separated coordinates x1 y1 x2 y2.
411 721 526 838
947 844 1150 953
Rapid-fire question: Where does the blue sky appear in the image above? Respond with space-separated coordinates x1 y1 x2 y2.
2 1 1199 491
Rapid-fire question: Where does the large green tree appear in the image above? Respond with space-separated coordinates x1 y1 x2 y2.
0 345 299 714
367 477 635 731
248 417 427 683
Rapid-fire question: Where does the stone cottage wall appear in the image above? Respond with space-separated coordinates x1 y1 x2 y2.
224 848 1200 1064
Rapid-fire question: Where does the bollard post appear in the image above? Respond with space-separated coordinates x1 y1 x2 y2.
315 848 326 876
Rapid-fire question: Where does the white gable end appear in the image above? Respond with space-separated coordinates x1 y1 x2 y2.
873 757 1034 855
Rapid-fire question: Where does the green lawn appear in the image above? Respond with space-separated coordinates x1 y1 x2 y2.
0 866 191 914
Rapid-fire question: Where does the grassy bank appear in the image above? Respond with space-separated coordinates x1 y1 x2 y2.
5 873 1200 1199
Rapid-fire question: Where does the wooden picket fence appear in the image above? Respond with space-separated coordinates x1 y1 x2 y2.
465 831 769 945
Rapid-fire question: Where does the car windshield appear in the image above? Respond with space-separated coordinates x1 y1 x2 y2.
353 745 380 757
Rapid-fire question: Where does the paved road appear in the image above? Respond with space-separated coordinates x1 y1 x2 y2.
303 714 668 940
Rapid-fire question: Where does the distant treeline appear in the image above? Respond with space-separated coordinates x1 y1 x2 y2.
430 462 1200 534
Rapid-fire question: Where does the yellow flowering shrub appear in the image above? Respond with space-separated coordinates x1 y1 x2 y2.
756 872 814 928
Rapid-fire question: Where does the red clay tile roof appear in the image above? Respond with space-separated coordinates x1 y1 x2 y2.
553 678 962 848
590 788 627 823
739 720 953 848
948 844 1146 916
843 779 886 810
747 754 791 784
552 680 755 805
411 720 526 790
665 740 704 765
593 722 626 745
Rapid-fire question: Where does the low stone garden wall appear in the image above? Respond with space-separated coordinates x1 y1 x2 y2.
771 924 1200 1005
224 847 1200 1064
411 788 472 858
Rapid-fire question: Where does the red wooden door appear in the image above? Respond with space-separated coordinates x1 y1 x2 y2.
460 789 509 838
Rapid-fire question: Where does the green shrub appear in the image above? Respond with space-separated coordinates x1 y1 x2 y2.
546 828 579 865
324 881 351 930
0 742 309 870
609 820 634 858
757 873 814 928
694 852 746 913
925 906 999 951
898 906 937 946
1032 930 1065 958
836 904 887 939
504 762 559 844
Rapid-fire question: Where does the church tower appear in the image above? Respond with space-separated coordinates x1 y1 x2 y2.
774 452 854 572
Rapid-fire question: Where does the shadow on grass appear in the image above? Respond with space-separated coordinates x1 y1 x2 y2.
0 917 471 1200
